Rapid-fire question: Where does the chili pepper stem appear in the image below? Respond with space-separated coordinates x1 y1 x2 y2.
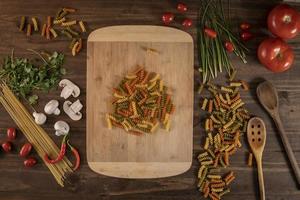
67 140 80 171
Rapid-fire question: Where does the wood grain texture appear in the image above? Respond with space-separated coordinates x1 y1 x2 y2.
0 0 299 200
86 26 193 178
257 81 300 186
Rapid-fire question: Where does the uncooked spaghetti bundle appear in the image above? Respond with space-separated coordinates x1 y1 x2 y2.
0 83 73 187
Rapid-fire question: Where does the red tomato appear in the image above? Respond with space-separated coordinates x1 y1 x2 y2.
257 37 294 73
162 12 174 25
177 3 188 12
204 28 217 38
182 18 193 28
240 32 253 41
225 41 234 52
267 4 300 39
7 128 16 141
20 143 32 157
24 158 37 168
2 142 12 153
240 22 251 30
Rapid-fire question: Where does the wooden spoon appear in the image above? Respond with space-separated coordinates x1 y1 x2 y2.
257 81 300 186
247 117 266 200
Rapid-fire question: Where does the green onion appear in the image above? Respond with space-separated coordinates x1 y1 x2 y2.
198 0 248 83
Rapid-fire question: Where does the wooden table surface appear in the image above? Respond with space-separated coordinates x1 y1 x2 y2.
0 0 299 199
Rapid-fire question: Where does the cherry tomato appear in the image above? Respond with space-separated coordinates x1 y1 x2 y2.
267 4 300 39
204 28 217 38
19 143 32 157
225 41 234 52
257 37 294 73
2 141 12 153
177 2 188 12
240 22 251 30
7 128 16 141
182 18 193 28
162 12 174 25
298 14 300 30
24 158 37 168
240 31 253 41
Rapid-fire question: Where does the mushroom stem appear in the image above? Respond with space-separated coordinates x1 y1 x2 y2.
63 100 83 121
44 100 60 115
33 112 47 125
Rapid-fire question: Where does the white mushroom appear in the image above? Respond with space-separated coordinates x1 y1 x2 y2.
44 100 60 115
63 100 83 121
59 79 80 99
54 121 70 136
33 112 47 125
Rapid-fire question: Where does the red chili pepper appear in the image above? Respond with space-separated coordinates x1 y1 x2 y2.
240 22 251 31
67 140 80 171
44 134 68 164
162 12 174 25
182 18 193 28
240 31 253 41
177 2 188 12
204 28 217 38
225 41 234 52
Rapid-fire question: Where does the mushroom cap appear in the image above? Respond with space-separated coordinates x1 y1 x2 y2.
54 120 70 134
63 101 83 121
44 100 60 115
59 79 80 98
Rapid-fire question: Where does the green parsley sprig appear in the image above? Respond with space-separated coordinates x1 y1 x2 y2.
0 50 66 104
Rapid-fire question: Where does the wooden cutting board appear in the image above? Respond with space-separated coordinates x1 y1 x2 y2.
86 25 193 178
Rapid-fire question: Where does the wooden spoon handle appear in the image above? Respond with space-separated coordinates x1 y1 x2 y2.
257 158 265 200
273 114 300 186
